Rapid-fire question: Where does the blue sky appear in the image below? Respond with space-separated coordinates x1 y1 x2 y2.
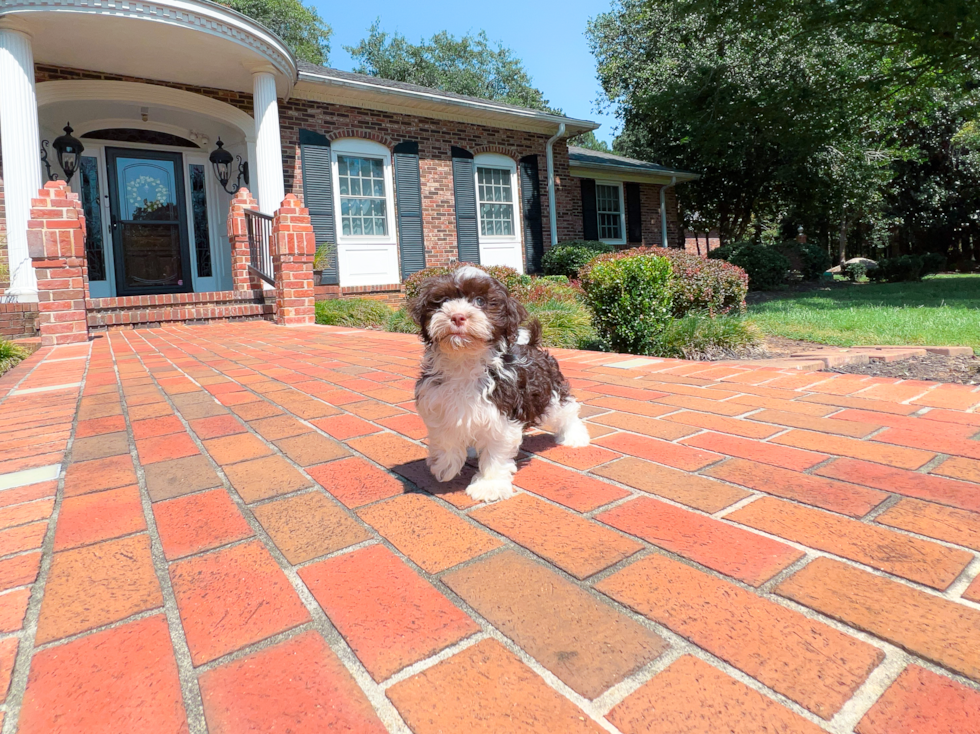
311 0 619 145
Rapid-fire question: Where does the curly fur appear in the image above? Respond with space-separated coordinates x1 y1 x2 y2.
410 268 589 503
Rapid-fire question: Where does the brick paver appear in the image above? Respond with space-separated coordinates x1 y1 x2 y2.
0 322 978 732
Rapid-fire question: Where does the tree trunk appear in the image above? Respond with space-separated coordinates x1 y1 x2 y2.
838 217 848 267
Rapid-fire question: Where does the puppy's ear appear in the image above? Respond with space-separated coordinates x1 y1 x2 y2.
409 275 454 343
493 280 527 343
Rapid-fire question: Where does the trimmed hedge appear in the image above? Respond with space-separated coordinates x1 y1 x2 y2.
403 262 523 302
541 240 615 278
580 254 674 354
868 253 945 282
726 243 790 291
586 246 748 316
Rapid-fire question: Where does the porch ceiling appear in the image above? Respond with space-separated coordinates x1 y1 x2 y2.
2 0 297 98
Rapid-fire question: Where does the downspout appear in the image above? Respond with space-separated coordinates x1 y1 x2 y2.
660 176 677 247
546 123 566 247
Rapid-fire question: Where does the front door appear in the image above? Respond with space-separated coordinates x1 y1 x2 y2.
105 148 192 296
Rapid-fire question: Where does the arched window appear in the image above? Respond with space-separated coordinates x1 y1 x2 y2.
331 138 396 245
330 138 399 286
473 153 523 271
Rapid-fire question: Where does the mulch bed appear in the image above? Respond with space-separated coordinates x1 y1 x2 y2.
829 352 980 386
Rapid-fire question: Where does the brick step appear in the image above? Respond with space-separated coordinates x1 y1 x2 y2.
86 290 274 330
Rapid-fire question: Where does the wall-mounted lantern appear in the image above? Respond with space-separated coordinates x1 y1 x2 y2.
209 138 249 194
41 123 85 184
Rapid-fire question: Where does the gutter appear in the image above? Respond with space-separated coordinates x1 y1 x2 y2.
660 176 677 247
546 122 566 248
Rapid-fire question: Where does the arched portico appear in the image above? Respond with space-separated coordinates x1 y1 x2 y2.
0 0 296 301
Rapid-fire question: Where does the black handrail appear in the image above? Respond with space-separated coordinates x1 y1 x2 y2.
244 209 274 285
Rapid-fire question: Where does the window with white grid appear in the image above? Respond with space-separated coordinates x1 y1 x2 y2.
596 183 624 242
477 166 515 237
337 155 388 237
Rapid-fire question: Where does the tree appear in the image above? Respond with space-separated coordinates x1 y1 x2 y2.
588 0 881 245
347 22 553 111
224 0 331 65
569 131 612 153
684 0 980 89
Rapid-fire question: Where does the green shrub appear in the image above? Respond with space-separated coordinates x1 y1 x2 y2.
541 240 614 278
781 240 830 281
314 298 395 328
921 252 947 276
655 315 762 360
403 262 522 301
706 243 737 261
580 254 674 354
386 308 420 334
843 261 867 282
513 277 583 306
726 243 790 290
0 339 27 377
313 243 336 272
586 246 748 316
869 255 924 283
525 300 597 349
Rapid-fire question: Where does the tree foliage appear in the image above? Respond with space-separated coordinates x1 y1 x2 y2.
224 0 331 64
685 0 980 88
347 22 552 111
588 0 980 265
569 131 612 152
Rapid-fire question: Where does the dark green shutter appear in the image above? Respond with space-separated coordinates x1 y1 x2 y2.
393 141 426 278
625 182 642 243
581 178 599 240
519 155 544 272
299 129 338 285
451 147 480 264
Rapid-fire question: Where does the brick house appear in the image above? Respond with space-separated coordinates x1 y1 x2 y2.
0 0 695 335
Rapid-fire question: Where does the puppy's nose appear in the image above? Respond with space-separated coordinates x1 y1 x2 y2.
450 313 467 327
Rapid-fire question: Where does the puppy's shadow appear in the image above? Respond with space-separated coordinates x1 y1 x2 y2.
519 432 558 457
391 459 478 504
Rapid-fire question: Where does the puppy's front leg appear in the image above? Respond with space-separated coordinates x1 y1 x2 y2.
467 419 523 503
426 435 468 483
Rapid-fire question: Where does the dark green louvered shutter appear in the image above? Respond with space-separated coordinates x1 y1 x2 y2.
625 182 642 243
299 129 338 285
581 178 599 240
393 141 426 279
519 155 544 273
451 146 480 264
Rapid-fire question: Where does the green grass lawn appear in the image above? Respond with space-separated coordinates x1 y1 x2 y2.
747 274 980 352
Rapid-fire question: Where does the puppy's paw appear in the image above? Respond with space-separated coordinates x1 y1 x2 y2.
466 477 515 503
556 420 591 448
427 451 465 483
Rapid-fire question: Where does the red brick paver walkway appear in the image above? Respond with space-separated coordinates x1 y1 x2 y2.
0 322 978 733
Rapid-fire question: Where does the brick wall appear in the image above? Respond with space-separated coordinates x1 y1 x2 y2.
636 183 683 248
278 99 583 268
0 303 38 338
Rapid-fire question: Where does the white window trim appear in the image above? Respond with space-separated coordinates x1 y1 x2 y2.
596 180 626 246
474 153 522 246
330 138 397 246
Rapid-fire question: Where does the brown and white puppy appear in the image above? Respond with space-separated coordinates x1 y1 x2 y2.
410 266 589 502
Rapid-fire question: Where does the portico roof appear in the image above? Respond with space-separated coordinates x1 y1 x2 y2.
0 0 297 98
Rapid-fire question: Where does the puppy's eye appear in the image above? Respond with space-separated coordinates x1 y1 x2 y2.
473 297 486 308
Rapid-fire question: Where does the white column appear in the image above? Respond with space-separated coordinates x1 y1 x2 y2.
251 69 285 215
0 21 41 302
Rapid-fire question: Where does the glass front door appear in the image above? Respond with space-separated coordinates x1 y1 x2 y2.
105 148 192 295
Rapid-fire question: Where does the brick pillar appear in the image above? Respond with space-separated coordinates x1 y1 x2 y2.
227 187 263 291
271 194 315 326
27 180 89 346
